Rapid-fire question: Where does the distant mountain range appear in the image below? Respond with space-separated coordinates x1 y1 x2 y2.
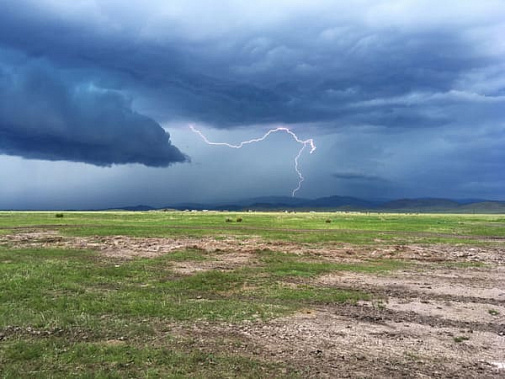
111 195 505 213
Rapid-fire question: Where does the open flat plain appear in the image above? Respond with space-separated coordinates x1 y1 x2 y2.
0 211 504 378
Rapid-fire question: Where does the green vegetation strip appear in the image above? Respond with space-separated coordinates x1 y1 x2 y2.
1 211 505 245
2 338 296 379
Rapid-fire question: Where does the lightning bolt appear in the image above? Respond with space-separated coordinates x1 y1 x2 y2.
189 124 316 197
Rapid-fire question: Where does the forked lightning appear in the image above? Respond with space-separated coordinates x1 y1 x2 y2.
189 124 316 196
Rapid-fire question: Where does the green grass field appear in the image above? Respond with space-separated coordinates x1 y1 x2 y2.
1 210 504 243
0 211 504 377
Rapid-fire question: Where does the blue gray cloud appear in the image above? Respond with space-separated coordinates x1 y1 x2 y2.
332 172 388 182
0 57 187 166
0 0 504 205
2 0 504 128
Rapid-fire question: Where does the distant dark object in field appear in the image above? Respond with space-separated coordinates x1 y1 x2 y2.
236 217 243 222
225 218 233 222
325 219 332 223
55 213 64 218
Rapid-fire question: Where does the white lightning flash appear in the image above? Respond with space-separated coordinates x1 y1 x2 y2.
189 124 316 197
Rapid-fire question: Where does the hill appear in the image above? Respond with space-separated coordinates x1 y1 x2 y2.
156 196 505 213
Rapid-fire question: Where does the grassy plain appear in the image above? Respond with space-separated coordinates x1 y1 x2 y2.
0 211 504 377
1 210 505 242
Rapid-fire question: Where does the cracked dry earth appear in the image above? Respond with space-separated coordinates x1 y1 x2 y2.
1 231 505 378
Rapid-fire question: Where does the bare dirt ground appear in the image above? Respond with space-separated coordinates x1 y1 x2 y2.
1 230 504 378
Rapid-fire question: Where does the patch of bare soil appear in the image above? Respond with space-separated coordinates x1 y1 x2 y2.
2 230 504 263
240 307 503 378
165 300 504 378
169 299 504 378
320 267 505 303
259 261 502 377
167 242 504 377
164 239 504 377
171 252 254 274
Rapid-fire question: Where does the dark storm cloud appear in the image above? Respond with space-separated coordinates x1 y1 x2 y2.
1 1 503 129
0 59 187 166
0 0 504 203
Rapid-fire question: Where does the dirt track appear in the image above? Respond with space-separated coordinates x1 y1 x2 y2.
1 230 504 378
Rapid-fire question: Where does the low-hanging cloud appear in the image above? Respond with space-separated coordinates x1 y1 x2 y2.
332 172 388 182
0 61 187 166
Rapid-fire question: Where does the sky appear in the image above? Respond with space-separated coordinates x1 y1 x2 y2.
0 0 504 209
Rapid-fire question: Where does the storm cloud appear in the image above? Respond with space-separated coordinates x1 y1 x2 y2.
0 56 187 166
1 0 504 129
0 0 504 207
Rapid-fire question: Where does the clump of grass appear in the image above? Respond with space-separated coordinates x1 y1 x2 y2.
165 248 209 262
255 250 408 278
453 336 470 343
488 309 500 316
164 270 245 293
263 261 335 277
442 262 486 268
2 339 299 378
